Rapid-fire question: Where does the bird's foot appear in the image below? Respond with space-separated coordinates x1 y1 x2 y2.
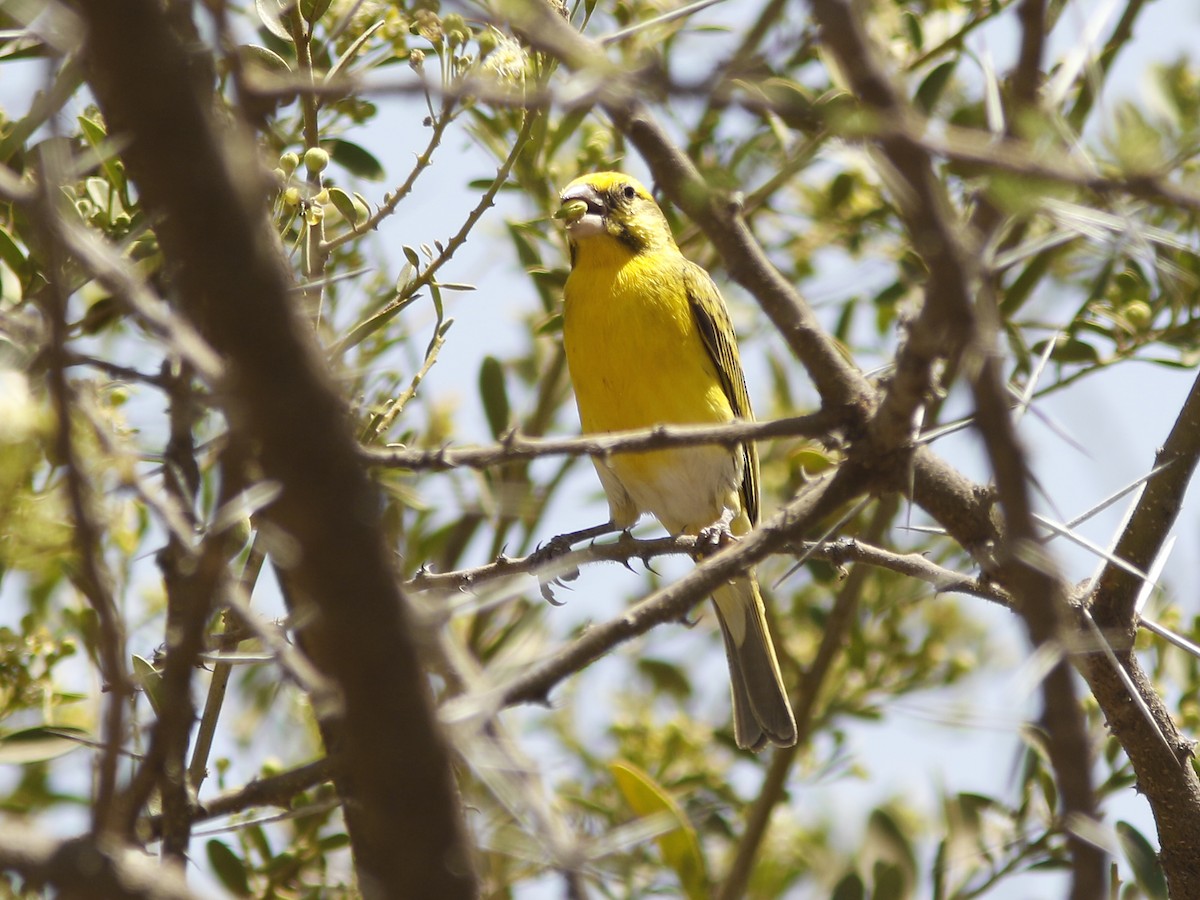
531 521 618 566
695 511 737 556
530 522 619 605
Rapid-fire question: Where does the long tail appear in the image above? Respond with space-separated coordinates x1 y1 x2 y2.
711 573 797 751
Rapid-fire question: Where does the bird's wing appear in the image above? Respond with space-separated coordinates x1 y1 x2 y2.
682 260 760 527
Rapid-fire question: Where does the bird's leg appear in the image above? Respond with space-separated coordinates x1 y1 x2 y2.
531 521 620 565
695 508 737 555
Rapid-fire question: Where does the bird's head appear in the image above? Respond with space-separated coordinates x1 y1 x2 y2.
555 172 675 257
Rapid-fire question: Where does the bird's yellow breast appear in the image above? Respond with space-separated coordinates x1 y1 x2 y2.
563 244 738 529
564 248 732 432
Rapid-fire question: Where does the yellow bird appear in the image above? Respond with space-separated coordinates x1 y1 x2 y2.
556 172 797 751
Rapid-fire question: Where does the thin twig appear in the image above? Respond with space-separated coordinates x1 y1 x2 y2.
366 411 836 471
320 95 459 254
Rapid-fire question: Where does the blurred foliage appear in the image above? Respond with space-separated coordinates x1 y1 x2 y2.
1 0 1199 896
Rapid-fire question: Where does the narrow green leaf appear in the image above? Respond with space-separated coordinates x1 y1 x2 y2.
871 861 906 900
326 19 385 82
328 187 361 225
0 727 89 764
546 105 591 160
535 312 563 336
831 871 865 900
132 654 165 716
317 832 351 851
1116 821 1168 899
915 60 956 115
242 43 293 75
0 228 27 277
611 761 707 900
352 191 371 222
507 221 544 270
301 0 334 23
77 115 127 201
636 658 692 699
867 808 917 884
1034 335 1100 365
902 10 923 51
255 0 294 43
479 356 511 439
326 138 384 181
207 839 252 897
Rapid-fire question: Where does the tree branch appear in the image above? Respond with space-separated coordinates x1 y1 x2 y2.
800 3 1103 895
0 830 199 900
366 411 838 471
486 465 860 710
77 2 476 894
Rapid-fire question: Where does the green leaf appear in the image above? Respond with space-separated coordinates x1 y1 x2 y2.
255 0 294 43
867 808 917 885
931 839 947 900
1034 335 1100 365
328 187 361 225
828 171 855 209
0 227 27 278
301 0 334 23
1117 820 1168 899
0 57 84 165
832 871 865 900
871 861 906 900
636 658 692 699
326 19 385 82
207 839 252 896
0 727 89 764
915 61 956 115
77 114 127 202
479 355 511 439
610 761 707 900
85 176 114 217
902 11 923 51
326 138 384 181
317 832 351 851
535 312 563 336
241 43 293 76
132 654 165 716
507 221 544 270
546 105 591 160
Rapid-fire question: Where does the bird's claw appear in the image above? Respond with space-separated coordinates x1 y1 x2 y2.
695 520 735 556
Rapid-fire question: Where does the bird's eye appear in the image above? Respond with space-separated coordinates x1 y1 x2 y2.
623 185 637 200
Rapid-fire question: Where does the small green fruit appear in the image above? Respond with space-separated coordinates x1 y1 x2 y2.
1125 300 1153 331
304 146 330 175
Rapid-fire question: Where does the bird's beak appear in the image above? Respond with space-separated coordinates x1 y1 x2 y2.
556 185 607 238
555 198 590 224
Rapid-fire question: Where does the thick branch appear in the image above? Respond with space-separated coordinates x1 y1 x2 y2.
802 2 1103 895
77 3 475 896
1081 367 1200 896
0 830 198 900
1093 368 1200 630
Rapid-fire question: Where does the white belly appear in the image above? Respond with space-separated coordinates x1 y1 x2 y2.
595 442 743 535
